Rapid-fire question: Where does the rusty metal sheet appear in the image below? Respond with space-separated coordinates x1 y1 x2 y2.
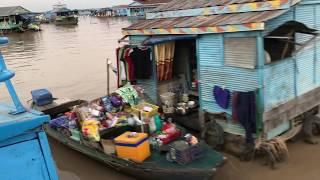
151 0 262 12
124 10 287 30
134 0 172 5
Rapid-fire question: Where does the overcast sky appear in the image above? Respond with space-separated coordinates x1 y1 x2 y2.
0 0 133 12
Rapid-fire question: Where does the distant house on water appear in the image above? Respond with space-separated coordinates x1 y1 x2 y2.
128 0 172 17
94 8 113 17
112 5 130 17
0 6 31 31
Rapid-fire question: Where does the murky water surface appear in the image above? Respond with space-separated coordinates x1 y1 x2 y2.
0 17 130 103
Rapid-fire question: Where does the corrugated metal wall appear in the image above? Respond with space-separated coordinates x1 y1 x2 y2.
296 5 315 28
316 6 320 86
295 5 317 95
198 34 259 135
263 4 319 109
198 34 223 67
200 66 260 112
264 9 294 35
296 48 315 95
264 59 295 110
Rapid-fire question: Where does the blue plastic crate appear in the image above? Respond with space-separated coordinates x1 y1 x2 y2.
31 89 53 106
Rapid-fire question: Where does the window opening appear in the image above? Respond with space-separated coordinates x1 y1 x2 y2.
264 21 318 64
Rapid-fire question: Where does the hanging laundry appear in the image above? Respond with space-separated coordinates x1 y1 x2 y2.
234 91 256 144
130 47 152 79
232 92 239 122
154 42 175 81
213 86 230 109
124 48 135 81
120 61 127 81
117 47 128 86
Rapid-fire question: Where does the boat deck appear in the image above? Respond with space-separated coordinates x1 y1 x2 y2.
0 103 49 142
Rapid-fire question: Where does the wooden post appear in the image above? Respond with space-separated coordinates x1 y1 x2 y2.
256 32 265 136
106 59 111 96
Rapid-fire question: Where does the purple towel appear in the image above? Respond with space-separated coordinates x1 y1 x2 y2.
213 86 230 109
49 116 69 129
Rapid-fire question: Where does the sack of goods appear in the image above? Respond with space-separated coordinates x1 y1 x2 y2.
114 131 151 163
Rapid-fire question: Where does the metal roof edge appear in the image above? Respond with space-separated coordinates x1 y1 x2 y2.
147 0 298 20
122 23 266 35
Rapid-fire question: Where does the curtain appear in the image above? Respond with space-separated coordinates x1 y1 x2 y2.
154 42 175 81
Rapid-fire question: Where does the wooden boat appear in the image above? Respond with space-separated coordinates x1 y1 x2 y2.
55 16 78 25
33 98 226 180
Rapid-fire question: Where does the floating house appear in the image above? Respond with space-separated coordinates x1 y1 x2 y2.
94 8 113 17
112 5 130 17
122 0 320 141
52 4 78 25
0 6 31 31
78 9 93 16
128 0 172 17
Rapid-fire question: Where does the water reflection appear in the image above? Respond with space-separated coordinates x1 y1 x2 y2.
0 17 131 103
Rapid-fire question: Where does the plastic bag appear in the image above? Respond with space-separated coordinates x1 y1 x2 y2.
82 120 100 142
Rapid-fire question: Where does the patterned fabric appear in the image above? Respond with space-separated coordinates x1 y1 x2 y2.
154 42 175 81
115 84 139 106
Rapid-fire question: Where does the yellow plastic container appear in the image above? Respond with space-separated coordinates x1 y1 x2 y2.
114 132 150 163
131 102 159 118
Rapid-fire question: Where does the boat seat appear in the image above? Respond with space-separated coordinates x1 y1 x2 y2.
0 70 14 82
0 37 8 45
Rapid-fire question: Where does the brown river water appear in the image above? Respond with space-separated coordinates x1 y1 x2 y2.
1 17 320 180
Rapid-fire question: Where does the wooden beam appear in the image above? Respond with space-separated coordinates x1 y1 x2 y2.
264 86 320 123
265 36 293 39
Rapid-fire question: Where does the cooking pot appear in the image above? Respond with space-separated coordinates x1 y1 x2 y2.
175 102 189 115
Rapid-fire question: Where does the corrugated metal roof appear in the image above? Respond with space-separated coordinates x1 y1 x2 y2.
53 7 73 13
0 6 30 17
151 0 264 12
112 5 130 9
134 0 172 5
124 10 287 30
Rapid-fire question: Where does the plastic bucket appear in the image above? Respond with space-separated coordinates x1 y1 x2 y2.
160 92 176 106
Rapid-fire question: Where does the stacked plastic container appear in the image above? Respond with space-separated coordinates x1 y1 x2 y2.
169 141 206 165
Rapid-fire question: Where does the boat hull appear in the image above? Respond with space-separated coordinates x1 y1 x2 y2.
45 125 219 180
55 16 78 25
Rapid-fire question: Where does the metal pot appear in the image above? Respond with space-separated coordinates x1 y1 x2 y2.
187 100 198 109
175 102 189 115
